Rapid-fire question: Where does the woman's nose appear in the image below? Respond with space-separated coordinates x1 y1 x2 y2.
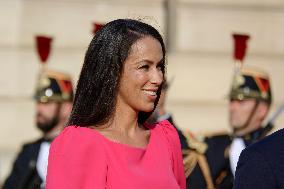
150 69 163 85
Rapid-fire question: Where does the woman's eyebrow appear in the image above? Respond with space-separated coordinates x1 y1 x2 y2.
136 58 164 64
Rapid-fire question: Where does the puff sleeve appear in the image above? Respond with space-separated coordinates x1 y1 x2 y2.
46 126 108 189
160 120 186 189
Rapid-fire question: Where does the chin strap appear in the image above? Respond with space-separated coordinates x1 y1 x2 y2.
233 100 260 136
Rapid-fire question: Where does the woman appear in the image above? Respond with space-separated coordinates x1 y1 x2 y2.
46 19 186 189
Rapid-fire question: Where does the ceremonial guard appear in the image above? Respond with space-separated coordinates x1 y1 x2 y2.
183 33 274 189
3 36 74 189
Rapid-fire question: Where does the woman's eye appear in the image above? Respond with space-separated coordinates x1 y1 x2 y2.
157 63 164 71
139 65 149 69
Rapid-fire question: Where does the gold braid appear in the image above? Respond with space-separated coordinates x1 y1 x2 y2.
182 131 216 189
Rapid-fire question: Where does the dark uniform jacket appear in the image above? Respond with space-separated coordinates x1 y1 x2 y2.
173 119 272 189
207 126 272 189
166 116 226 189
186 133 232 189
3 138 45 189
234 128 284 189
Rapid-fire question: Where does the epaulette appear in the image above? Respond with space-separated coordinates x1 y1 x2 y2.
182 150 198 177
182 130 216 189
182 130 208 154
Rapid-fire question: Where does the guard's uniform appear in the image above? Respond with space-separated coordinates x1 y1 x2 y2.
3 69 74 189
183 125 273 189
182 60 273 188
183 131 231 189
3 139 48 189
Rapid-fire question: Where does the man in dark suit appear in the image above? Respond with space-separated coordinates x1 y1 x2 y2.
3 70 73 189
234 128 284 189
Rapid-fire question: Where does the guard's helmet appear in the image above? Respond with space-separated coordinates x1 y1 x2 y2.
34 69 74 103
229 67 272 104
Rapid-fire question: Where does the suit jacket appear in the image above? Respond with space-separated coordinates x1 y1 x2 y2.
234 128 284 189
3 139 44 189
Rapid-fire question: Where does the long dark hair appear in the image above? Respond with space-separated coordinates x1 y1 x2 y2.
68 19 166 127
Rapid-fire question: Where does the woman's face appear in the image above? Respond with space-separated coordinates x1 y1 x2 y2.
117 36 164 113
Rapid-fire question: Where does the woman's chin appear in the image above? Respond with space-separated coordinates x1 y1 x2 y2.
139 104 155 113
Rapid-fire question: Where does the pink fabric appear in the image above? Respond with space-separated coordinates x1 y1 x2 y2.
46 120 186 189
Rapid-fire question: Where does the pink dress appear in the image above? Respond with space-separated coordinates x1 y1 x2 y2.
46 120 186 189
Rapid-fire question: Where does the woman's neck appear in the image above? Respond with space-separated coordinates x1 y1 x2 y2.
105 104 141 136
92 104 150 148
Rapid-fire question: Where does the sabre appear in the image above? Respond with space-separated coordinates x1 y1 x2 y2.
267 102 284 124
260 102 284 138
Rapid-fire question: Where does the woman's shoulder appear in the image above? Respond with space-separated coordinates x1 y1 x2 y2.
51 126 103 155
150 120 179 142
152 120 177 133
53 126 96 142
